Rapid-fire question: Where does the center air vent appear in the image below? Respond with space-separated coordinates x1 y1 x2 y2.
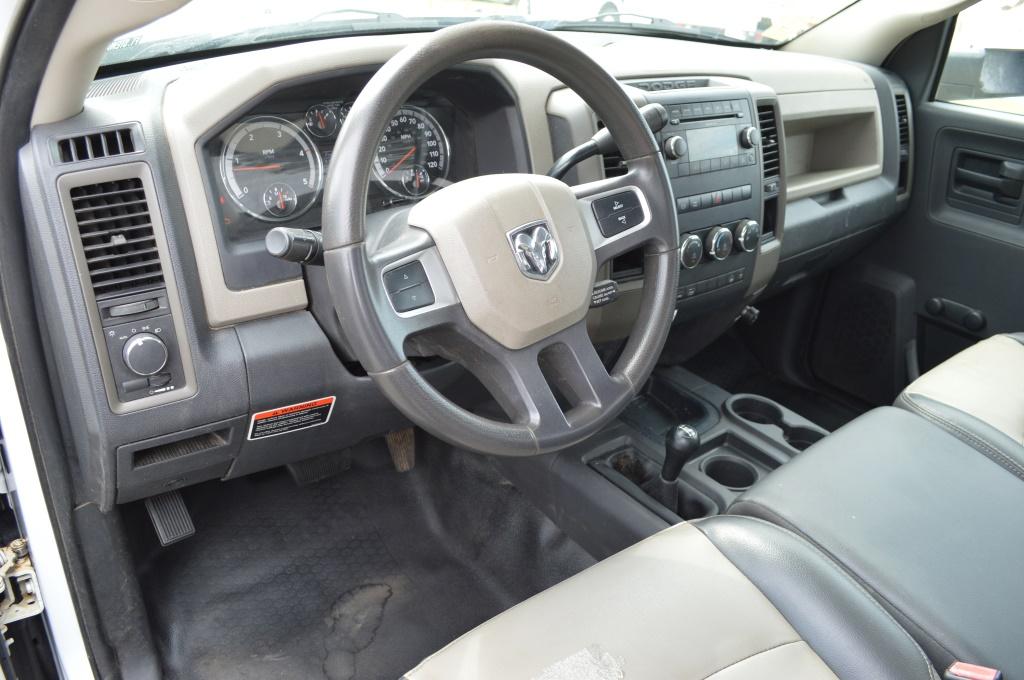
895 93 911 194
67 178 164 298
56 127 137 164
757 104 780 179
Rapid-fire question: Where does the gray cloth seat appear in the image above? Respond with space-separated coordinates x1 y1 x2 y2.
732 407 1024 678
404 515 936 680
897 332 1024 480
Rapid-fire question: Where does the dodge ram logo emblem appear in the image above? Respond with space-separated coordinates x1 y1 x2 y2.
508 221 560 280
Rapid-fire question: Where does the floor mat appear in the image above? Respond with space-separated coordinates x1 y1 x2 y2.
131 439 595 680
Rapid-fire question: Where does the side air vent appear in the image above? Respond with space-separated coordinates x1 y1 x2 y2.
56 127 136 164
895 93 911 194
757 104 780 179
68 178 164 297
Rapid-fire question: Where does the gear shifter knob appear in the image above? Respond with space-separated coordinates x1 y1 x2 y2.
662 424 701 482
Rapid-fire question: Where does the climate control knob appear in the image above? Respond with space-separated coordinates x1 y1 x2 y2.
740 126 761 149
705 226 734 261
663 135 687 160
122 332 168 377
733 219 762 253
679 234 704 269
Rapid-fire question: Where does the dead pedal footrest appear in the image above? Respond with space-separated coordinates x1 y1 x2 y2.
145 490 195 546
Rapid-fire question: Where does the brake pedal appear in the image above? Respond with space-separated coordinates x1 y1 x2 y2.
145 490 195 547
386 428 416 472
286 450 352 486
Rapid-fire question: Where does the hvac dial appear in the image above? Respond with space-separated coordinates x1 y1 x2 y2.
220 116 323 222
372 106 450 199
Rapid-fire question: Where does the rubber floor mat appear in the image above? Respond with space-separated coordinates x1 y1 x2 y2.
132 438 595 680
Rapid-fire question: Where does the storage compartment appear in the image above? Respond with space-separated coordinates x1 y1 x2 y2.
618 374 717 440
784 107 882 202
593 446 718 522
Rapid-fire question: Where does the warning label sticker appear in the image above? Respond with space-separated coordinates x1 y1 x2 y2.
247 396 336 440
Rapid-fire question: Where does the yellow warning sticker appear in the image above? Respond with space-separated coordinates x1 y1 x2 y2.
247 396 336 440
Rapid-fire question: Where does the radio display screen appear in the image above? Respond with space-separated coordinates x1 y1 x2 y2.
686 126 739 162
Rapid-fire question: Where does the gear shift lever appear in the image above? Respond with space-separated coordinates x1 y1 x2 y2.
662 425 701 482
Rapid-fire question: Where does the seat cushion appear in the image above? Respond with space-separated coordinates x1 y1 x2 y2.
732 407 1024 677
897 333 1024 479
404 517 935 680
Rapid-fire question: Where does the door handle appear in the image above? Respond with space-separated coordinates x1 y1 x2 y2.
954 167 1023 199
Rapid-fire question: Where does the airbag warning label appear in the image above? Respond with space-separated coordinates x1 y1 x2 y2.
248 396 336 440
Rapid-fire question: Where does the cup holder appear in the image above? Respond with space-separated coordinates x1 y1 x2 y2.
703 456 758 490
783 426 825 451
730 396 785 426
727 395 827 453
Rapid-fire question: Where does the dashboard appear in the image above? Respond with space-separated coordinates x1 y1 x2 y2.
21 29 912 509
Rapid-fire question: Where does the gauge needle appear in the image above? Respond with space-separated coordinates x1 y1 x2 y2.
235 163 283 172
386 146 416 175
317 111 326 129
277 192 286 211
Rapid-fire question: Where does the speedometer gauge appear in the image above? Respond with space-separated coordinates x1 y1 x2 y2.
220 116 323 222
372 106 449 199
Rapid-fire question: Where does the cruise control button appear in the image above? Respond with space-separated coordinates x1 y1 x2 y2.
391 283 435 313
384 261 428 294
598 206 644 237
591 191 641 220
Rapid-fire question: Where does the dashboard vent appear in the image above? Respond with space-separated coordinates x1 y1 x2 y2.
56 127 136 164
68 178 164 298
895 94 910 147
895 94 910 194
757 104 780 179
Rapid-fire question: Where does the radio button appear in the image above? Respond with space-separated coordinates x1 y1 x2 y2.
592 191 641 220
598 206 644 237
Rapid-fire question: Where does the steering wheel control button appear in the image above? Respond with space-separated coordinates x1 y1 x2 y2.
679 234 704 269
591 191 641 219
734 219 762 252
384 261 428 294
705 226 734 261
122 332 169 376
590 280 620 308
390 283 435 313
598 206 644 237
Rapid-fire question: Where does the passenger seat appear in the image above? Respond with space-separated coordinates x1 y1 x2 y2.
404 516 937 679
897 333 1024 480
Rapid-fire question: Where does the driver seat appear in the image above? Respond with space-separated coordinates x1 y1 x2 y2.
404 516 937 680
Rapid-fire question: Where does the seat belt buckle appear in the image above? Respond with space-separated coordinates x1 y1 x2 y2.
945 661 1003 680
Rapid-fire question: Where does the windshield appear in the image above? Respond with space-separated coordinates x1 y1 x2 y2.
101 0 857 67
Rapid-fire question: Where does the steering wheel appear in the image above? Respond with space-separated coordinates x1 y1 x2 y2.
322 21 679 456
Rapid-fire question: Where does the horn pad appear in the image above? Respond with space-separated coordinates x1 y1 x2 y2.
408 174 596 349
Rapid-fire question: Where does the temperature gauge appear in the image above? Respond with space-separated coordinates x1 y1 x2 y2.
305 104 339 139
262 183 299 219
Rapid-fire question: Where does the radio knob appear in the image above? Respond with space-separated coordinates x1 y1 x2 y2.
663 135 687 160
734 219 762 252
679 234 704 269
705 226 733 261
122 332 168 376
740 126 761 149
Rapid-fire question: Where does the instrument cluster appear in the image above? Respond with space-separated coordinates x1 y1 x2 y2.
207 97 453 238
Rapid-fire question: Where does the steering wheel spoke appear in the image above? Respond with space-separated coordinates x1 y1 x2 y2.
574 159 677 265
431 315 630 446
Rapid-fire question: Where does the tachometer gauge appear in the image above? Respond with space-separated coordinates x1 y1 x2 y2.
305 104 339 139
372 106 449 199
220 116 323 222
